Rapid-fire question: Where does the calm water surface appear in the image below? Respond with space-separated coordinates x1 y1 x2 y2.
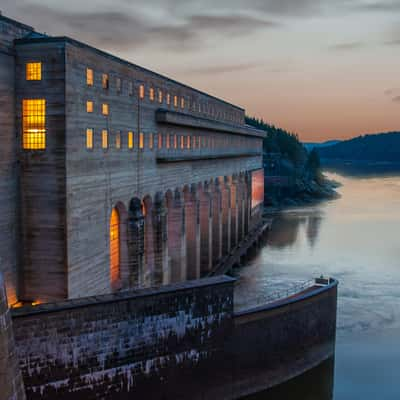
237 172 400 399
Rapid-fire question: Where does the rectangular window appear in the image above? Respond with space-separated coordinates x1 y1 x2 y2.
102 130 108 149
128 131 134 149
158 133 162 149
198 136 201 148
174 134 177 149
139 84 145 99
158 89 163 103
26 62 42 81
102 103 109 115
86 128 93 149
86 68 93 86
180 135 184 149
116 77 121 93
116 131 121 149
128 81 133 96
22 99 46 150
149 133 154 149
86 101 93 113
174 95 178 108
139 132 144 149
167 93 171 105
166 134 170 149
149 87 155 101
102 74 109 89
181 97 185 109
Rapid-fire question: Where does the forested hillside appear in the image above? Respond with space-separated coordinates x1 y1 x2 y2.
317 132 400 162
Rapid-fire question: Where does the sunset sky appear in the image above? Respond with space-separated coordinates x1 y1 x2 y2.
3 0 399 141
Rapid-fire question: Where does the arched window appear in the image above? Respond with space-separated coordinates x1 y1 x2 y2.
110 208 120 289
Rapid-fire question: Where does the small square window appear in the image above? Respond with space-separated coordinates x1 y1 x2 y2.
102 74 109 89
86 101 93 113
86 68 93 86
26 62 42 81
102 103 109 115
86 129 93 149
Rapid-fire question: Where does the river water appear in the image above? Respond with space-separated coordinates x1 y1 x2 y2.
238 171 400 399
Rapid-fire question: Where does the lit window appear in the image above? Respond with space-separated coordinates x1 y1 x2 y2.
192 136 196 149
139 132 144 149
86 68 94 86
102 103 109 115
187 135 190 149
128 81 133 96
149 133 154 149
116 131 121 149
128 131 134 149
116 78 121 93
181 97 185 109
158 133 162 149
167 93 171 105
139 84 145 99
166 134 170 149
102 74 109 89
158 89 163 103
86 101 93 113
173 134 177 149
22 99 46 150
110 208 121 289
149 87 155 101
102 130 108 149
174 95 178 108
86 128 93 149
26 62 42 81
180 135 184 149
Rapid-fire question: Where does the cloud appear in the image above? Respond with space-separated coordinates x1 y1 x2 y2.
356 1 400 12
328 42 364 51
384 39 400 45
393 96 400 103
184 62 263 75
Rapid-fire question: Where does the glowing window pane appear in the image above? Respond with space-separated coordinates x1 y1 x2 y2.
102 130 108 149
180 135 184 149
158 89 163 103
128 131 134 149
173 134 177 149
181 97 185 109
174 96 178 108
86 101 93 113
166 134 170 149
116 132 121 149
139 132 144 149
149 133 154 149
22 99 46 150
139 85 145 99
86 128 93 149
110 208 121 288
102 103 109 115
102 74 109 89
26 62 42 81
86 68 93 86
158 133 162 149
149 87 155 101
187 135 190 149
167 93 171 105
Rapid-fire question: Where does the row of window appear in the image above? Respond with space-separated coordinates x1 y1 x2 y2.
85 129 256 151
85 67 243 124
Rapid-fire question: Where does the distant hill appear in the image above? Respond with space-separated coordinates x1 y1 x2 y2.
317 132 400 162
304 140 341 151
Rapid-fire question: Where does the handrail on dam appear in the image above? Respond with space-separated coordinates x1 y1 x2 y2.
235 276 335 312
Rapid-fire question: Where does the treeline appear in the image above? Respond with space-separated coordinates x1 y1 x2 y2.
246 116 307 166
317 132 400 162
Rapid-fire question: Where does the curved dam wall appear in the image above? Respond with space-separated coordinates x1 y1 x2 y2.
9 277 338 399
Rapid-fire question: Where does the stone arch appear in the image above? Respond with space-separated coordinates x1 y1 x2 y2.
220 176 232 257
199 180 213 275
109 203 125 292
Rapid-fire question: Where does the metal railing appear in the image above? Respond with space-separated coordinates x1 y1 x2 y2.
235 276 333 310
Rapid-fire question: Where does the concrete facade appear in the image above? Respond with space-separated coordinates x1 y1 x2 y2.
0 14 265 306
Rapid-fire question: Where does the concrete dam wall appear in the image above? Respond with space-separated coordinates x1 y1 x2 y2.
8 276 338 399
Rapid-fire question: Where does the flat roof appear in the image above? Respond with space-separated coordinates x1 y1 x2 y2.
15 34 245 112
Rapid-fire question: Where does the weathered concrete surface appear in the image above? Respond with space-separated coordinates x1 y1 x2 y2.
11 277 338 400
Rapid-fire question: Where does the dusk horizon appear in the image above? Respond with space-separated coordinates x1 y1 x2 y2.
2 0 399 142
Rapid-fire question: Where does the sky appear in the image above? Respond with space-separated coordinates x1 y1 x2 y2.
2 0 399 141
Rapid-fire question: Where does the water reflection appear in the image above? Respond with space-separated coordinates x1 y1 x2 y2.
236 171 400 399
243 357 335 400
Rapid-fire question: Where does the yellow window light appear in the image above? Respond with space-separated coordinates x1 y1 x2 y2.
86 128 93 149
86 68 94 86
128 131 134 149
22 99 46 150
86 101 93 113
26 62 42 81
102 129 108 149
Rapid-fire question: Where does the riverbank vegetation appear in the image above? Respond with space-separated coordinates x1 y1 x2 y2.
246 116 338 206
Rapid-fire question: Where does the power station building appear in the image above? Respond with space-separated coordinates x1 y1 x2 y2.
0 14 265 306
